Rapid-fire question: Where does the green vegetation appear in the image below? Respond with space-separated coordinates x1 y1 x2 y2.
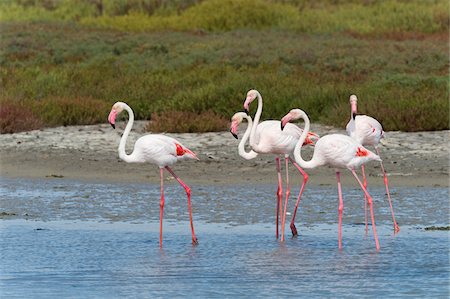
0 0 448 133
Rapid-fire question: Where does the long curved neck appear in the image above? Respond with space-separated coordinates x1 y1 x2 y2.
294 111 320 169
249 91 263 147
118 104 135 163
239 115 258 160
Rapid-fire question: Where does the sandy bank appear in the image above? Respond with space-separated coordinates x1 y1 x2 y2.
0 121 448 188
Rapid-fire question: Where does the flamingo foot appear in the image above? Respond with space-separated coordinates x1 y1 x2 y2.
192 237 199 245
394 223 400 234
290 223 298 237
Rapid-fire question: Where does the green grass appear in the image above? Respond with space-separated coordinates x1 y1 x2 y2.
0 0 448 133
1 0 448 34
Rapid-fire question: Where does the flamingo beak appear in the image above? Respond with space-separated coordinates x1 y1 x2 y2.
243 105 249 115
351 101 357 120
108 109 118 129
243 98 251 115
230 122 239 139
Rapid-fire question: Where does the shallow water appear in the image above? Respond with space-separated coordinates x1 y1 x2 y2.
1 177 449 298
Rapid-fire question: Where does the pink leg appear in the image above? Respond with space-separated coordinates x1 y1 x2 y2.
159 168 165 248
288 157 309 237
275 157 283 239
375 147 400 233
280 156 291 242
336 171 344 250
350 169 380 251
165 166 198 245
361 165 368 235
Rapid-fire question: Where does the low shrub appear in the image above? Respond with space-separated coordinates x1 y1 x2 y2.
0 101 43 133
34 96 110 126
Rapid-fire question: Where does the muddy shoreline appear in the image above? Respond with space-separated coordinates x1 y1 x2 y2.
0 121 448 187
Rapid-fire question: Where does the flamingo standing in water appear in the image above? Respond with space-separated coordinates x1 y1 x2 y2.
281 108 381 250
346 95 400 234
235 90 317 241
108 102 199 247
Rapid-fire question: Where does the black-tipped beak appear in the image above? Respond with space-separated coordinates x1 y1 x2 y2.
281 123 285 131
110 123 115 129
243 109 249 114
230 130 238 139
352 112 356 120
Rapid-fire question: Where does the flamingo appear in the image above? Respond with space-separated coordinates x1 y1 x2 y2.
108 102 199 247
281 108 381 251
239 90 318 241
346 95 400 234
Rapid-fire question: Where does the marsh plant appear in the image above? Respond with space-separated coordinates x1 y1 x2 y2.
0 0 448 133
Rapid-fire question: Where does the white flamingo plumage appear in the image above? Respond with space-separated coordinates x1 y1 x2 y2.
108 102 199 247
281 108 381 251
234 90 317 241
346 95 400 234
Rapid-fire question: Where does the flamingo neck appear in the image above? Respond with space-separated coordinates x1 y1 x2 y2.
347 101 357 136
294 111 320 169
249 91 263 147
118 104 135 163
239 115 258 160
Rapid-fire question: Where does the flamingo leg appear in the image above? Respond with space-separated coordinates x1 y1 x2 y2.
350 169 380 251
159 167 165 248
361 164 369 235
165 166 198 245
280 155 291 241
275 157 283 239
375 147 400 233
336 171 344 250
288 157 309 237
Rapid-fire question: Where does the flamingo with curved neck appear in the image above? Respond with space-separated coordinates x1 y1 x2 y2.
281 108 381 251
108 101 199 247
242 90 317 241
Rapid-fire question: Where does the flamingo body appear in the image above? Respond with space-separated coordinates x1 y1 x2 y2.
347 115 384 146
126 134 195 166
251 120 307 155
309 134 381 170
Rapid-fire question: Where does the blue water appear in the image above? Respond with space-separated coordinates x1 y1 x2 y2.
0 177 449 298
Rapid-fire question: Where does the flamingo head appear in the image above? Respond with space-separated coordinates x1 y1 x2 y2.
108 102 125 129
280 108 303 130
230 112 246 139
349 95 358 119
243 89 259 114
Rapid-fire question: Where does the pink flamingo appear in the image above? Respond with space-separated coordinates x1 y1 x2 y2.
237 90 317 241
108 102 199 247
346 95 400 234
281 108 381 251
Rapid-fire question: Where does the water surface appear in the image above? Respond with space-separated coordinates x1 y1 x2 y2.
1 178 448 298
